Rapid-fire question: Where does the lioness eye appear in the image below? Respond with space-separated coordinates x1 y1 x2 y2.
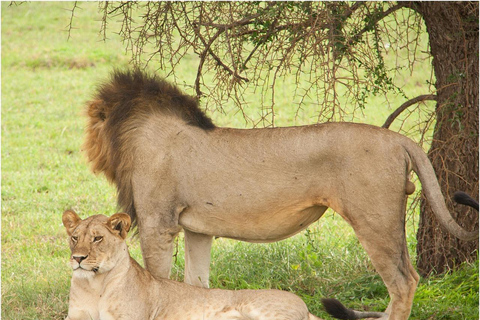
71 236 78 242
93 236 103 243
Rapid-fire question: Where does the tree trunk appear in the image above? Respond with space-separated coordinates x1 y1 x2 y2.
410 2 479 277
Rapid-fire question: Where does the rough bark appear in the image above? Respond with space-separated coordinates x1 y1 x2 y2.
408 2 479 276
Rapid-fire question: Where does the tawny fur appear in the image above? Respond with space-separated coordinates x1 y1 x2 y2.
63 211 328 320
83 70 478 320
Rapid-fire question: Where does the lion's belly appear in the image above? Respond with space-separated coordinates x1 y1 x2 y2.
179 204 327 242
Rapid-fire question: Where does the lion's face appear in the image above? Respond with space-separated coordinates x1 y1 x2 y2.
62 210 131 278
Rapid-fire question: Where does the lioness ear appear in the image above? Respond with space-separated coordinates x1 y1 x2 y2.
62 210 82 236
107 213 131 239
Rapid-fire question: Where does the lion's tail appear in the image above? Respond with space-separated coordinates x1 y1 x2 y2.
403 139 478 241
453 191 479 211
321 298 385 319
83 70 215 226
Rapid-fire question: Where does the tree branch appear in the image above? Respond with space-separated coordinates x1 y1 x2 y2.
332 3 404 63
66 1 79 41
193 16 251 98
197 2 277 30
382 94 437 128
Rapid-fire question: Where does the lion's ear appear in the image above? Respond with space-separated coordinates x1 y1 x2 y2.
63 210 82 236
107 213 131 239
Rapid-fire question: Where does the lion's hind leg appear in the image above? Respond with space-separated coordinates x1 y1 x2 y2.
345 211 419 320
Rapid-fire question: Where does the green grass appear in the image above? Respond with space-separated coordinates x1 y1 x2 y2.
2 2 478 320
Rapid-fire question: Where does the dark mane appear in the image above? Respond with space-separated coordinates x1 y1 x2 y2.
95 69 215 130
83 69 215 227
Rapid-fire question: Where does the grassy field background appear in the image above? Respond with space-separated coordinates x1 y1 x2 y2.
2 2 478 319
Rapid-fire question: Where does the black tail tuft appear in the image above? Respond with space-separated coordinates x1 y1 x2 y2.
321 298 357 320
321 298 386 319
453 191 479 211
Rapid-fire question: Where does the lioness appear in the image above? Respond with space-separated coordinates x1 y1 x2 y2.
84 70 478 320
62 210 383 320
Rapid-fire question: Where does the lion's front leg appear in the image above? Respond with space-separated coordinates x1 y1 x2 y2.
132 169 186 280
184 229 213 287
134 196 184 280
137 221 181 280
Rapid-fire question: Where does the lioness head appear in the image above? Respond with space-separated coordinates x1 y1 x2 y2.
62 210 131 278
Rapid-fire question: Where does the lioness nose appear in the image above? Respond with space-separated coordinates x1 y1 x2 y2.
73 255 88 264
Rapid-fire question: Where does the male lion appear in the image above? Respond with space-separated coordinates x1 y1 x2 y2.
83 70 478 320
63 210 383 320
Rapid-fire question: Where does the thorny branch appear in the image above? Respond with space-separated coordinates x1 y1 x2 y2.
382 94 437 129
67 1 79 41
90 2 431 129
